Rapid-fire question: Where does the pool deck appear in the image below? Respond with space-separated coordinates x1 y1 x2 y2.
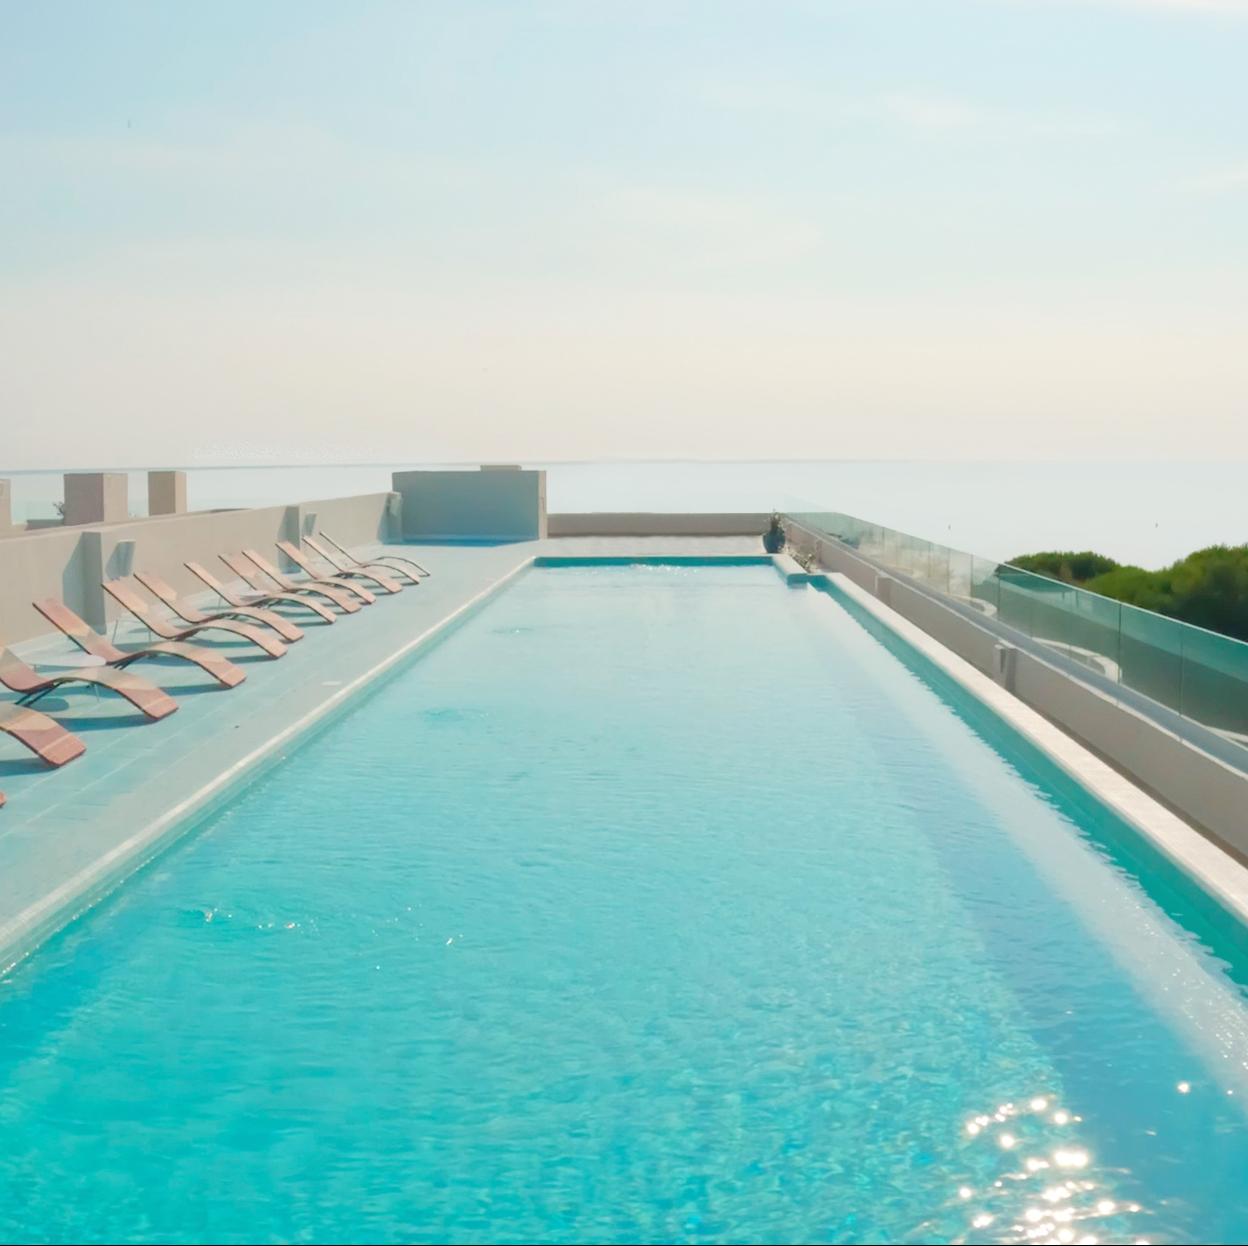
0 536 762 970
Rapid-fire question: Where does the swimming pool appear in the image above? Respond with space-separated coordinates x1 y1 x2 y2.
2 561 1248 1243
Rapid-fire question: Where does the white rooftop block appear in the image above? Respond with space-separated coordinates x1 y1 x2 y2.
392 468 546 541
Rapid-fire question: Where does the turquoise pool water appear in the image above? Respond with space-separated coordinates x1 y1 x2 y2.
3 563 1248 1244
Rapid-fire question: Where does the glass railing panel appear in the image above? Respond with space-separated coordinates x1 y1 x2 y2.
922 538 947 594
912 536 935 591
931 542 953 595
895 530 919 580
948 549 975 603
1028 574 1123 684
996 564 1037 639
1067 587 1123 685
1118 603 1184 712
1180 625 1248 740
1020 571 1085 667
882 524 903 569
969 556 1001 619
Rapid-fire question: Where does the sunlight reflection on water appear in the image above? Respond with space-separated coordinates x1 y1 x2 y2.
934 1094 1152 1246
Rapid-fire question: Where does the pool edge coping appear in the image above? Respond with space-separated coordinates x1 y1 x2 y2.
822 570 1248 926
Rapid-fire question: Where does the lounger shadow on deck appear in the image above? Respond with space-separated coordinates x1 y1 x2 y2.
0 755 51 778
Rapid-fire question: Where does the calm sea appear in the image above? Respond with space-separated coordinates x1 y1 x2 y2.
2 461 1242 568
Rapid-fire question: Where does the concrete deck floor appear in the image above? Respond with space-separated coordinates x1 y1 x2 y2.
0 535 764 969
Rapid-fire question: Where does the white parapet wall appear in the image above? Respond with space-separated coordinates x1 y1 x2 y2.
0 492 394 644
392 468 547 541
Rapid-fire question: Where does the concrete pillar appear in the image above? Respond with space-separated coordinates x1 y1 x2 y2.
63 472 128 526
79 530 108 629
147 470 187 516
80 530 142 629
993 642 1019 693
0 479 12 534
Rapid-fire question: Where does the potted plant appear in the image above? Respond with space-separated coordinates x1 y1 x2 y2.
763 513 785 554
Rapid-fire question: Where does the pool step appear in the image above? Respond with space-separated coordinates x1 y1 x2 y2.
770 552 819 587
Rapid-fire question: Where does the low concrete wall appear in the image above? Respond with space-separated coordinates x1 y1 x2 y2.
393 469 546 541
886 577 1002 676
0 492 392 643
785 517 1248 858
0 525 95 645
549 512 769 537
1009 650 1248 857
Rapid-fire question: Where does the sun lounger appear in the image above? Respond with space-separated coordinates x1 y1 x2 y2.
1 637 177 719
134 570 303 642
304 534 421 586
223 551 364 614
32 599 245 688
277 540 401 595
185 561 336 624
103 579 286 658
243 548 376 606
0 702 87 799
318 531 430 578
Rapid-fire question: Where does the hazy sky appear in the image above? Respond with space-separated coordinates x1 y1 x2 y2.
2 0 1246 469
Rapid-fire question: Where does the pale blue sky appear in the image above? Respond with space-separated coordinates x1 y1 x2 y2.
2 0 1246 468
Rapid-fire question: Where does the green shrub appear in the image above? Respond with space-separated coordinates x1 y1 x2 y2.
1008 545 1248 642
1008 550 1120 583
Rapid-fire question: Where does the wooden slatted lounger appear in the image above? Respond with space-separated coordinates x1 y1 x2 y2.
319 531 430 579
304 534 421 586
243 548 376 606
134 570 303 643
0 702 87 806
0 702 87 765
222 551 363 614
102 579 287 659
0 638 178 719
185 561 337 624
32 599 246 688
277 540 402 595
